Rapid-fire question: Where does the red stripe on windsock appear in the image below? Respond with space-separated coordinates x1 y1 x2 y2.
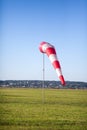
59 75 65 85
40 41 46 46
39 42 46 53
46 48 56 56
52 60 61 69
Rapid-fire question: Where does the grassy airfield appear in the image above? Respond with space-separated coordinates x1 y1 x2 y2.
0 88 87 130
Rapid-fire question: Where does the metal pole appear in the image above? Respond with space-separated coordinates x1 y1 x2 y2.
42 53 45 103
43 53 45 88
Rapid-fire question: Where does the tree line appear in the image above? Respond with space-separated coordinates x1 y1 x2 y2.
0 80 87 89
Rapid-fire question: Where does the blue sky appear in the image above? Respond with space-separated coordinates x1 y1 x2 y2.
0 0 87 82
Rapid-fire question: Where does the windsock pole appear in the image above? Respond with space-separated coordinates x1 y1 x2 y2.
42 53 45 103
43 53 45 89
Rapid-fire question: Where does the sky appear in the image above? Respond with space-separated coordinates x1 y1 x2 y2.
0 0 87 82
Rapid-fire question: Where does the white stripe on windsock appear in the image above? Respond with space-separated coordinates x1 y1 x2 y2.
56 68 62 77
42 43 54 52
49 54 58 63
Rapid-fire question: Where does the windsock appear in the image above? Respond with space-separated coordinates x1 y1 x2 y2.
39 41 65 86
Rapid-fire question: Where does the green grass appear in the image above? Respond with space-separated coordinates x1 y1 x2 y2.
0 88 87 130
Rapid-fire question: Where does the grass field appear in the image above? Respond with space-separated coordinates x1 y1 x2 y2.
0 88 87 130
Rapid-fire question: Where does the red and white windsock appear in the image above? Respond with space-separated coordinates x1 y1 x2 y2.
39 41 65 86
